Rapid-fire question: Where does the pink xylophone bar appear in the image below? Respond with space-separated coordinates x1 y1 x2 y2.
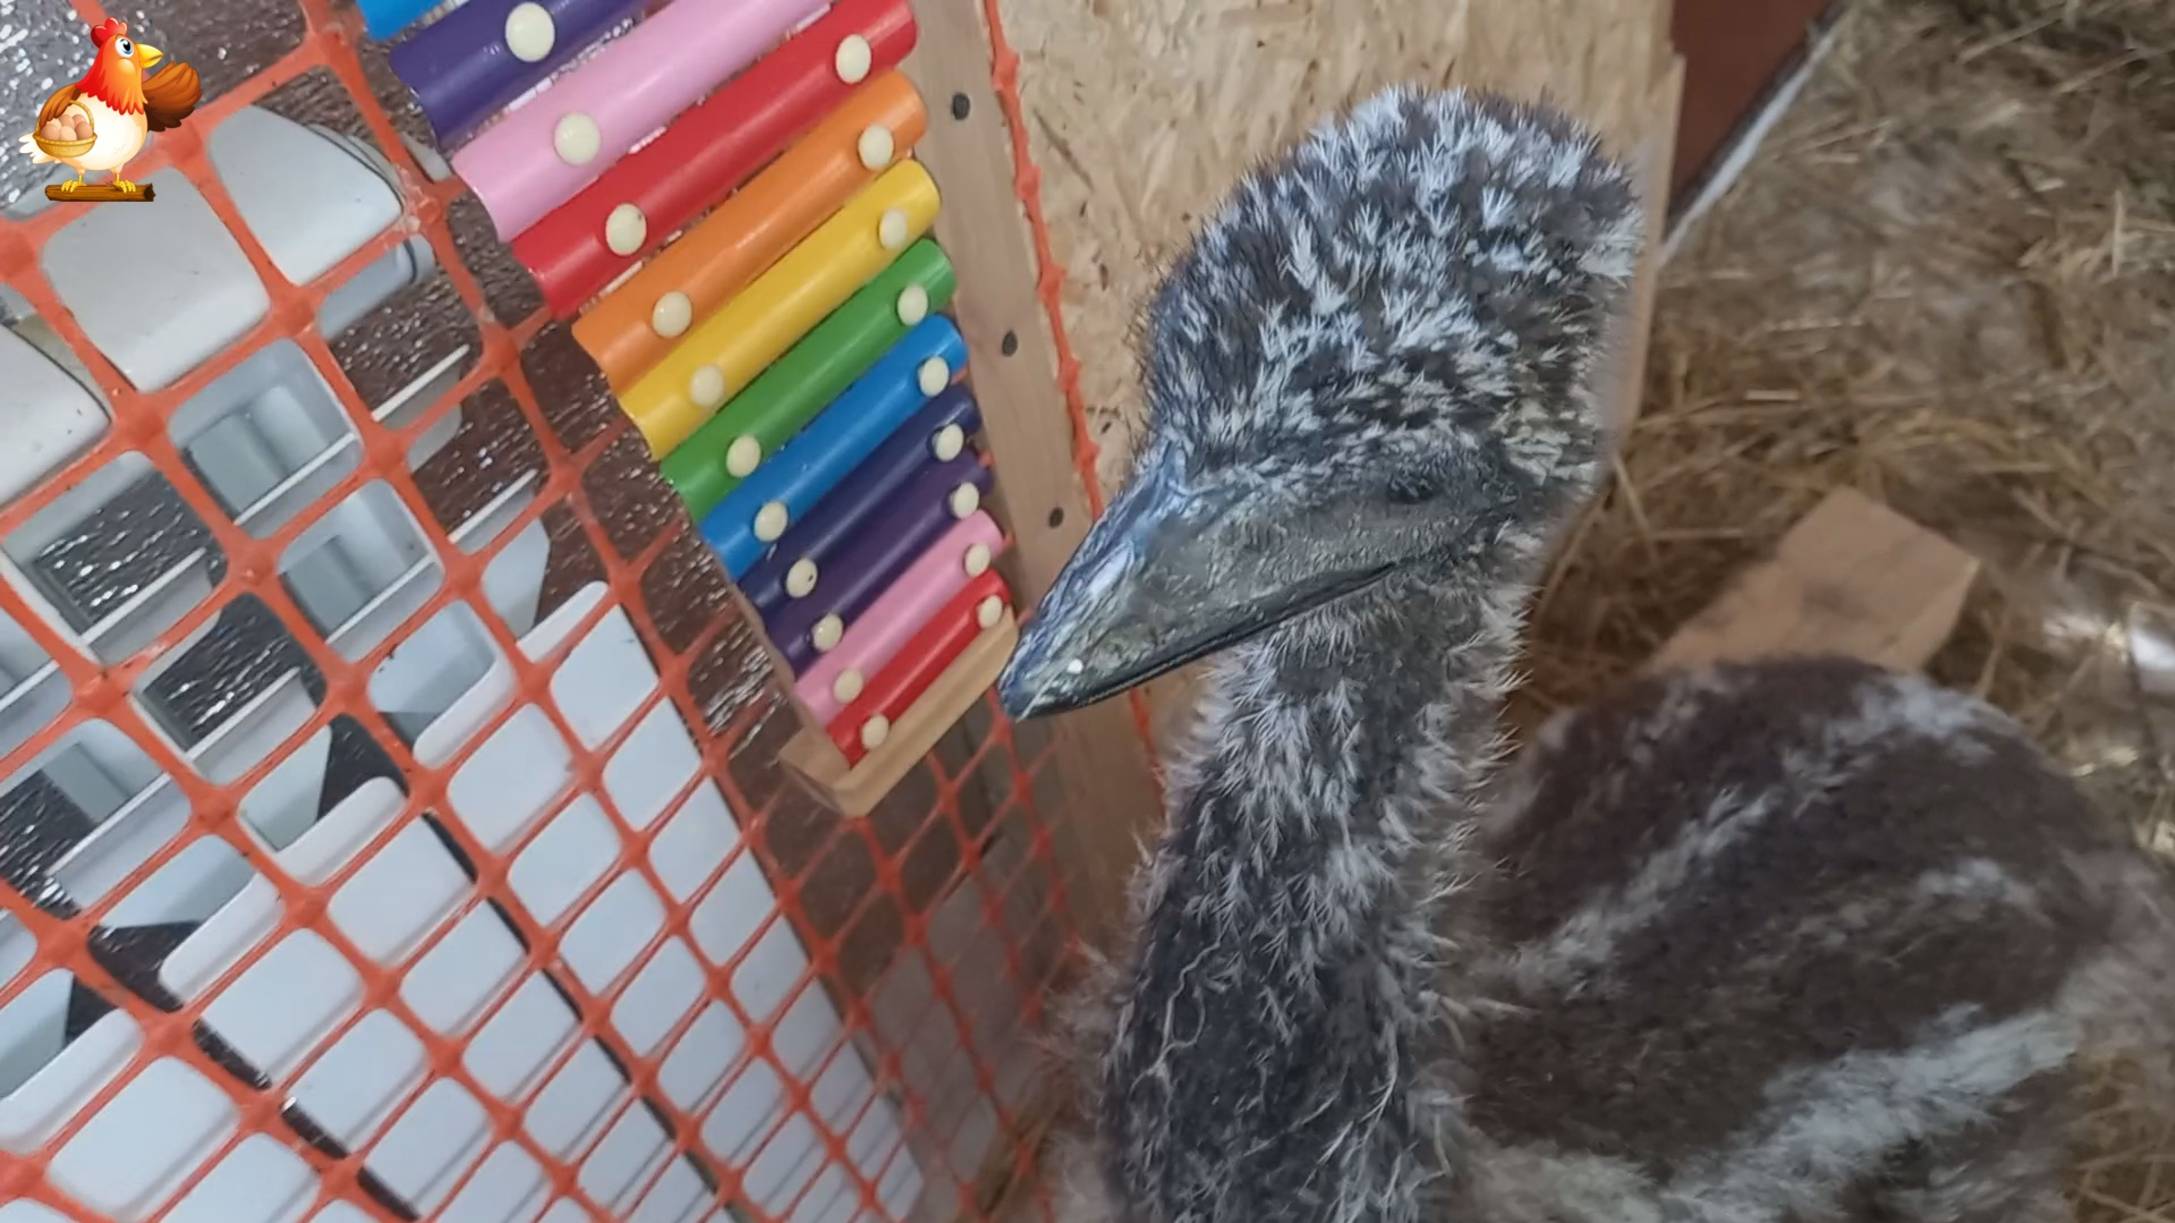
795 512 1008 726
507 0 921 317
452 0 831 240
830 568 1014 762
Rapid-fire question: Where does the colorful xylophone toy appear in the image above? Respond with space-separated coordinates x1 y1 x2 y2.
361 0 1058 817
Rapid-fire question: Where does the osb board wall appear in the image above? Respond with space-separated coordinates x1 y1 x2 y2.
999 0 1678 491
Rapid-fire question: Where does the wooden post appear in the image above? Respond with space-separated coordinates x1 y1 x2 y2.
901 0 1166 954
821 7 1179 1217
1601 57 1686 441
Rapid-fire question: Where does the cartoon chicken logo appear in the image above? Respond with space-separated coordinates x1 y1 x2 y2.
17 18 201 202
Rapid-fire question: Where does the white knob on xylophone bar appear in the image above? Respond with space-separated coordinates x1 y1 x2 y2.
834 33 873 84
689 364 729 410
858 124 896 171
605 203 647 255
812 614 845 652
505 2 555 62
554 113 601 166
897 284 930 327
651 291 693 338
833 668 865 704
755 501 791 542
786 559 819 599
948 483 980 520
859 715 891 751
931 423 965 461
977 595 1006 630
726 435 762 478
878 208 911 251
964 542 992 577
917 357 950 397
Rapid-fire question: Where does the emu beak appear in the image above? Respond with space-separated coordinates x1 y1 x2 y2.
136 43 165 69
998 453 1392 720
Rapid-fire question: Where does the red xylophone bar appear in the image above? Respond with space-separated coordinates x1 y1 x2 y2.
828 570 1010 763
510 0 919 317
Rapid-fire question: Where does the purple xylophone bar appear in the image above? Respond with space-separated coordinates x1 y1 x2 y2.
390 0 647 148
766 455 994 672
738 387 983 619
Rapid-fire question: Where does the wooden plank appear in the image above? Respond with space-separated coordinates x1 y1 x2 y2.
901 0 1166 953
1648 488 1980 672
889 6 1171 1213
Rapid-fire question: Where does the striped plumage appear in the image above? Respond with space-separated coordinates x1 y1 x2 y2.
1462 657 2172 1222
999 87 2175 1223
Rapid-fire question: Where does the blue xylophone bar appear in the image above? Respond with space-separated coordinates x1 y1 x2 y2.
739 387 984 619
359 0 446 40
766 454 993 671
701 315 968 578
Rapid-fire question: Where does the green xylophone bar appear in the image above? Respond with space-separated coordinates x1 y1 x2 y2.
661 238 958 521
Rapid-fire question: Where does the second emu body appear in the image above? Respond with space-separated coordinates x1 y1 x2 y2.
998 88 2175 1223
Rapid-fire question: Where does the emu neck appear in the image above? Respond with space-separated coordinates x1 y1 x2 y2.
1099 570 1528 1221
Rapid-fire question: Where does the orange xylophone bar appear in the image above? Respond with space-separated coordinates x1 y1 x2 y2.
570 72 929 390
511 0 919 318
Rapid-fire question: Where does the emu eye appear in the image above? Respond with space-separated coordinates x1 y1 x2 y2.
115 37 133 56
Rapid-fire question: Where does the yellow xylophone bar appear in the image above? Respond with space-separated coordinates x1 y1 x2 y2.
573 71 930 392
622 160 941 459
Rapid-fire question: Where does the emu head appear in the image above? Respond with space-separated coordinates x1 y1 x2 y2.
999 88 1644 719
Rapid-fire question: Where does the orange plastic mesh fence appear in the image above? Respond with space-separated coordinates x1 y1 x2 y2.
0 0 1087 1219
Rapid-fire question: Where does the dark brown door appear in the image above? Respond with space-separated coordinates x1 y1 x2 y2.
1670 0 1844 212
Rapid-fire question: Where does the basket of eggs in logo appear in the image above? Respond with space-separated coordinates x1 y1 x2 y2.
34 111 95 160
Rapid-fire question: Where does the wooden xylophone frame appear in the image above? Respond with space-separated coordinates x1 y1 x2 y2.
377 0 1162 844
